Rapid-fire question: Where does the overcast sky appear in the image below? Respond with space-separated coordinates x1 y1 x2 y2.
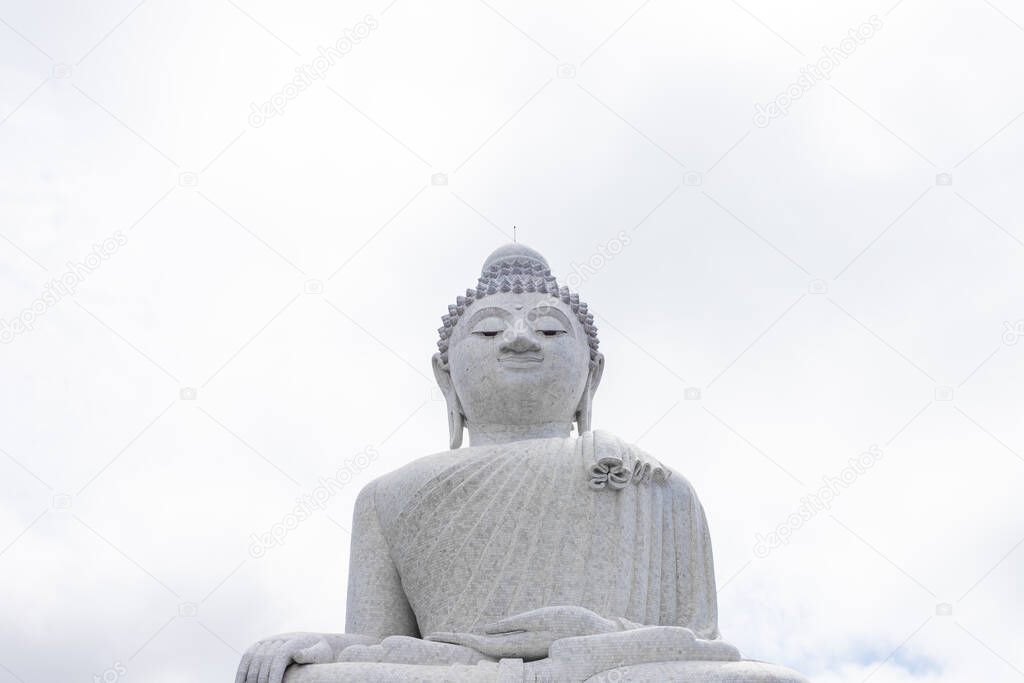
1 0 1023 681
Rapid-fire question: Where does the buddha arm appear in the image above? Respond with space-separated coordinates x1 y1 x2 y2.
345 480 419 640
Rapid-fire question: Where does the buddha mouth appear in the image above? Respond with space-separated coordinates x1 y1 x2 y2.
499 353 544 365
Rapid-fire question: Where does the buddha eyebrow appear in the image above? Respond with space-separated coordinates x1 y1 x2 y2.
529 305 571 326
529 305 574 335
465 307 511 327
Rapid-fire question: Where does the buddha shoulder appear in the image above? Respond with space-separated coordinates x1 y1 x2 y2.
353 447 466 526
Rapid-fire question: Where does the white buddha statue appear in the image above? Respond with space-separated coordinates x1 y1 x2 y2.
235 244 807 682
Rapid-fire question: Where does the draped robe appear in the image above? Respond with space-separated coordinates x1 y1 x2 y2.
359 431 721 639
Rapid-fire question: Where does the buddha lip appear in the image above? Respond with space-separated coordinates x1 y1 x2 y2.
499 353 543 363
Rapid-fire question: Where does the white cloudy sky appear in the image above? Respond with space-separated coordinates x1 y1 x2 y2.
1 0 1023 681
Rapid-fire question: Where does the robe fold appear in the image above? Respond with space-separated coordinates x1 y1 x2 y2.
371 431 721 640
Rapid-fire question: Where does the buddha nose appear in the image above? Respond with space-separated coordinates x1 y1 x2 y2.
499 321 541 353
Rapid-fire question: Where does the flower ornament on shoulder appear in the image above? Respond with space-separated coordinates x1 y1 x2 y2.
588 457 633 490
583 430 671 491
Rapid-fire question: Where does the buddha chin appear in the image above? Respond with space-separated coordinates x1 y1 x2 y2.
235 243 808 683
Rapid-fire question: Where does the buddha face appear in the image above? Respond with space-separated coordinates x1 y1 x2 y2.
436 291 601 429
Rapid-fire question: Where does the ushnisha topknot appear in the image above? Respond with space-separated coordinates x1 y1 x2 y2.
436 243 600 369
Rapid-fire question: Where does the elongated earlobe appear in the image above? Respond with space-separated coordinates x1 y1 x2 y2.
575 383 593 434
575 353 604 435
432 353 465 449
447 403 464 449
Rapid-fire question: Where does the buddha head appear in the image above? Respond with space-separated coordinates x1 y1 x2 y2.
433 243 604 448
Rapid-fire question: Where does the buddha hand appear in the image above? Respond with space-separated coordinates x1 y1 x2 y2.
426 605 618 659
235 632 376 683
523 626 742 680
336 635 497 665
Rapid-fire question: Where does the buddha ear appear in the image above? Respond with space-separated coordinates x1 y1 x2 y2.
432 353 464 449
575 352 604 435
589 351 605 394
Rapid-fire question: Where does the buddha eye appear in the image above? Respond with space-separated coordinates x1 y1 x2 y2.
470 317 506 338
532 315 568 338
